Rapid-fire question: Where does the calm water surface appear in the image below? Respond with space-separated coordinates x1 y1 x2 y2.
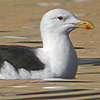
0 0 100 99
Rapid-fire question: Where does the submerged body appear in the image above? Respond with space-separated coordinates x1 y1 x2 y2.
0 9 94 79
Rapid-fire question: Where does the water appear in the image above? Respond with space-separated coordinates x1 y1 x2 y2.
0 0 100 99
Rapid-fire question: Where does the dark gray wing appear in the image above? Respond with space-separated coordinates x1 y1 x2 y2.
0 45 44 71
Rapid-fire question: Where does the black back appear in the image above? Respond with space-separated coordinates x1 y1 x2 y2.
0 45 44 71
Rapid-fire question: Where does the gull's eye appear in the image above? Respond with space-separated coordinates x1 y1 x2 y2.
57 16 63 20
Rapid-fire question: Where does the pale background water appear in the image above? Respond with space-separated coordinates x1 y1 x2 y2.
0 0 100 100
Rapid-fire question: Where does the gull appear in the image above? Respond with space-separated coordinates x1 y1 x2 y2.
0 9 94 79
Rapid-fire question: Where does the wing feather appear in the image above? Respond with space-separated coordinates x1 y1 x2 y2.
0 45 44 71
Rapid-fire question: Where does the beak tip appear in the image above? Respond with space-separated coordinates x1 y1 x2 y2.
85 21 94 30
86 26 94 30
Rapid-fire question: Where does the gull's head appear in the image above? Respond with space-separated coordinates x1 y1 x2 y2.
40 9 94 36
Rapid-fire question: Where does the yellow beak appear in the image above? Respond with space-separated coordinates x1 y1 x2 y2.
75 20 94 30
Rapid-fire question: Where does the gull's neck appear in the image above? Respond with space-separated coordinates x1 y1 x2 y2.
36 31 78 79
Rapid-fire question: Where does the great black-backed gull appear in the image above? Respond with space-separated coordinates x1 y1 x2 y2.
0 9 94 79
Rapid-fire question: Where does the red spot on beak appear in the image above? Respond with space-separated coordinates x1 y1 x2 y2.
86 26 91 30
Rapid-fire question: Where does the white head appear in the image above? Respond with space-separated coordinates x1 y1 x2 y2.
40 9 80 36
40 8 94 38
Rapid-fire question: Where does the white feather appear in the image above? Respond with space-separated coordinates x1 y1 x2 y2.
0 61 19 79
